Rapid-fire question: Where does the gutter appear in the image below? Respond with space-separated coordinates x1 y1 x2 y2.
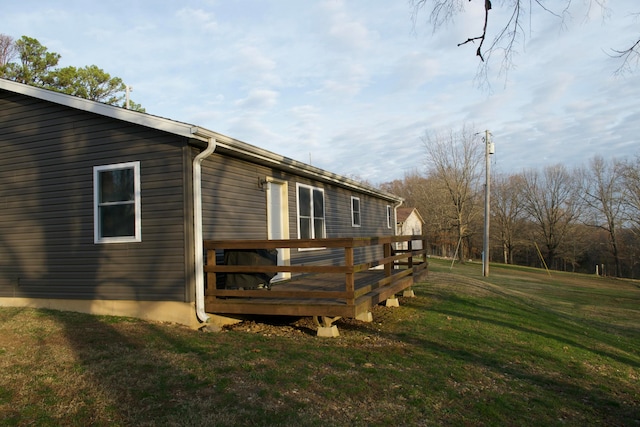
206 133 401 204
192 134 217 323
393 199 404 236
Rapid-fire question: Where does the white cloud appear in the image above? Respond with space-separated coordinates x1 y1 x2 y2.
176 7 218 32
321 0 373 51
3 0 639 184
319 62 369 97
391 51 441 90
233 45 277 74
234 89 279 111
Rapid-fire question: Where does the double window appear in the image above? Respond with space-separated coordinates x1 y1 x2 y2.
296 183 325 239
351 196 361 227
93 162 141 243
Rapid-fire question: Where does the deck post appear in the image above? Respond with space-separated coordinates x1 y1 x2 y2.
344 245 355 306
383 241 398 306
383 242 392 277
206 247 217 299
422 237 428 262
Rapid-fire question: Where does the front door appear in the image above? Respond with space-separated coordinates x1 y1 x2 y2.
266 180 290 282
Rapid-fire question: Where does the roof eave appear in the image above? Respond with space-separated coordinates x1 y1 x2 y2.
1 78 402 202
0 78 206 142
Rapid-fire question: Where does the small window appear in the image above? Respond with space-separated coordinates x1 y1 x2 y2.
386 205 393 229
351 196 361 227
93 162 141 243
296 183 326 239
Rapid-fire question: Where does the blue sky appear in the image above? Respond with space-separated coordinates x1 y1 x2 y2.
2 1 639 184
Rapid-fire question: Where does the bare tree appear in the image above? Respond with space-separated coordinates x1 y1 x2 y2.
621 155 640 232
519 164 581 269
411 0 639 76
578 156 626 277
0 34 16 69
492 172 526 264
423 126 483 260
379 172 457 257
422 173 464 257
379 171 431 211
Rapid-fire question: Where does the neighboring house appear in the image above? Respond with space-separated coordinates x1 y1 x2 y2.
0 79 402 328
396 207 424 250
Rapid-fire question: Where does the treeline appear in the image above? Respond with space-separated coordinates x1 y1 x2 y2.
0 34 143 111
380 126 640 278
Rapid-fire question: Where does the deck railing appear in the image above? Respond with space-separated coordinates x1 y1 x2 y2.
203 235 428 307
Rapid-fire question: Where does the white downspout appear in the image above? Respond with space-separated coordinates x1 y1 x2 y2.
394 199 404 236
193 137 217 323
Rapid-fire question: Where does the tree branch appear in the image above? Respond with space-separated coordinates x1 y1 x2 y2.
457 0 492 61
610 37 640 75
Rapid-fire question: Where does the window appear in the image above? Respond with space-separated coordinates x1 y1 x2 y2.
296 183 325 239
93 161 141 243
386 205 393 229
351 196 361 227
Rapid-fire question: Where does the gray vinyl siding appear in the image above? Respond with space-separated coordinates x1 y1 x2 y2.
201 154 279 240
0 90 190 301
200 152 395 267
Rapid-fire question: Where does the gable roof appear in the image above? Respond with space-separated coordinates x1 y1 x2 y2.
396 207 424 224
0 78 401 203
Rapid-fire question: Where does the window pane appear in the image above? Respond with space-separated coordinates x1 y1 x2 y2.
100 168 134 203
313 189 324 217
314 218 325 238
100 204 135 237
299 187 311 216
299 217 311 239
352 198 360 226
353 212 360 225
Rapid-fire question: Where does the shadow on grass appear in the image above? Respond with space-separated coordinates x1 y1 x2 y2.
427 303 640 369
29 309 306 426
328 301 640 425
414 334 639 424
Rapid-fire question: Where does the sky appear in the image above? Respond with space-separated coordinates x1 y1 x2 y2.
2 1 639 184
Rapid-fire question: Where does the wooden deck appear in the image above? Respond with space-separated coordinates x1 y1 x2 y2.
204 236 428 322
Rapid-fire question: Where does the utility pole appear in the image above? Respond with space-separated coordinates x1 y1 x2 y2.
483 130 494 277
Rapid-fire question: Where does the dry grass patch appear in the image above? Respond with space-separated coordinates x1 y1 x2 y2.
1 261 639 426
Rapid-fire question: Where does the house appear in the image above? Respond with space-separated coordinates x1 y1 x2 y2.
396 207 424 250
0 78 408 328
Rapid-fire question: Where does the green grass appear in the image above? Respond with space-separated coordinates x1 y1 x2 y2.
1 259 638 426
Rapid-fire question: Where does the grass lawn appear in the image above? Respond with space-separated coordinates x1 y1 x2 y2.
1 258 638 426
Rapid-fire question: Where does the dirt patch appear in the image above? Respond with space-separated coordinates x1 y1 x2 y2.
221 302 410 345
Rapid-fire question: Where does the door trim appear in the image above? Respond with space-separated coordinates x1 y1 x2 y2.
266 178 291 281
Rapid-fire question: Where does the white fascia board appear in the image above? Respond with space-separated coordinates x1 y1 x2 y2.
0 78 204 142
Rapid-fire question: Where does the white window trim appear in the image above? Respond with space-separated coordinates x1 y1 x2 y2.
93 161 142 244
351 196 361 227
296 183 326 250
386 205 393 229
